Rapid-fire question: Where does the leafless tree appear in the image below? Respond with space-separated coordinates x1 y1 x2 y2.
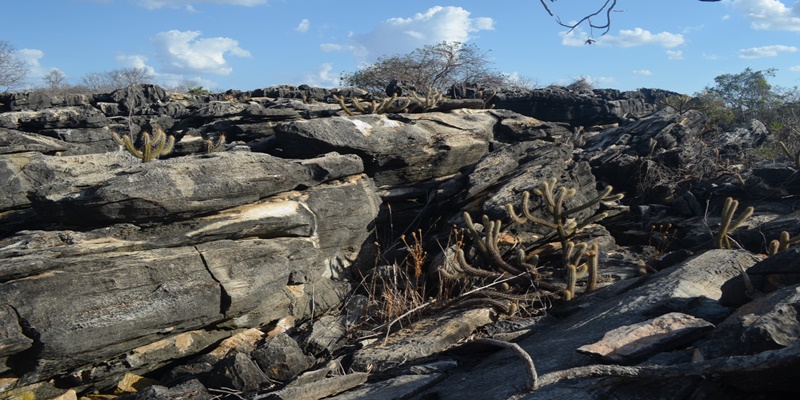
341 41 508 95
80 67 154 93
43 69 67 92
538 0 722 41
0 40 29 91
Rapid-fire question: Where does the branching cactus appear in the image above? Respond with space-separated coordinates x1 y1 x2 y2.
715 197 754 249
409 87 445 112
206 134 226 154
503 178 623 300
333 94 411 115
112 128 175 163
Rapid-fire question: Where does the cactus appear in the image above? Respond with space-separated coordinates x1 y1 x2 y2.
409 87 445 112
505 178 622 300
206 134 226 154
768 231 800 255
715 197 754 249
333 93 411 115
112 128 175 163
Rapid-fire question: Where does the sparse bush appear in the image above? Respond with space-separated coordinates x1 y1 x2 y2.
340 41 508 96
0 40 29 91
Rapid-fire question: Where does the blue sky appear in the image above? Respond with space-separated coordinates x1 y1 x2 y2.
4 0 800 94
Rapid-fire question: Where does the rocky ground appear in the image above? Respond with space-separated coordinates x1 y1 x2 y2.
0 84 798 399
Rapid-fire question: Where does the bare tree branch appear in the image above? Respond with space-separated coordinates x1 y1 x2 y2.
538 1 722 42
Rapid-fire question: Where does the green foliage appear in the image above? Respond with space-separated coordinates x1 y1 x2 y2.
112 128 175 162
340 41 508 96
188 86 211 95
715 197 754 249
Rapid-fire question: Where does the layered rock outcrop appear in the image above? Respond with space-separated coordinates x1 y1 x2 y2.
1 83 798 399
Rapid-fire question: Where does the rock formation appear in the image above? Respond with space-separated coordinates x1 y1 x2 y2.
0 83 798 399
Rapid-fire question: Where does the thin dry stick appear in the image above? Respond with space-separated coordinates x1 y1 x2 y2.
471 338 537 392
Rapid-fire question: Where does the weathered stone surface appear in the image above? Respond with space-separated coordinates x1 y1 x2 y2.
273 112 495 187
116 378 212 400
0 151 139 213
0 304 32 374
301 315 347 357
721 247 800 307
492 87 669 126
206 352 270 392
0 105 109 131
255 373 369 400
351 308 495 373
329 373 444 400
417 250 763 399
0 128 70 154
29 151 364 224
252 333 315 382
577 312 715 364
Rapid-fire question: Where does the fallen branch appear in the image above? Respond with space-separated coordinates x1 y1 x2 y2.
534 343 800 391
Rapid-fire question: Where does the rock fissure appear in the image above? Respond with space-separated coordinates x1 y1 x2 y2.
194 246 232 316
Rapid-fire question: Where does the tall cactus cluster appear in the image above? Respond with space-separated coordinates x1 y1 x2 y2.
438 177 623 315
112 127 175 163
332 87 447 116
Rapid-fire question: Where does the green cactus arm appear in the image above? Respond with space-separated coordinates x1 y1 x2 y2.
716 197 753 249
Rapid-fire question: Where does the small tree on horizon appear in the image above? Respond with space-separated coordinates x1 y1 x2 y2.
340 41 508 96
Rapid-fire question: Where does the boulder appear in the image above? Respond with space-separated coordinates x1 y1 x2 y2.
273 111 496 188
28 151 364 224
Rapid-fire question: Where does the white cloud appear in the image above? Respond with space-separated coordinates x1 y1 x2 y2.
330 6 494 62
666 50 684 60
151 30 251 75
791 65 800 71
300 63 340 87
16 49 48 82
633 69 653 76
295 19 310 33
561 27 684 48
135 0 266 10
738 44 797 58
731 0 800 31
702 53 720 60
600 28 684 48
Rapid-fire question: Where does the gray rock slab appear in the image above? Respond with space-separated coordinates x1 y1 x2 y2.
416 249 762 399
274 112 495 187
351 308 495 373
329 373 444 400
576 312 714 364
28 151 363 224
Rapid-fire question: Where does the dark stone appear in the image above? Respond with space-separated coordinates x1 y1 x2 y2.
251 333 315 382
206 352 270 392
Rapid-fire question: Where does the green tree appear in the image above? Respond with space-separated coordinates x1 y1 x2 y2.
0 40 29 91
704 68 778 123
340 41 507 95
